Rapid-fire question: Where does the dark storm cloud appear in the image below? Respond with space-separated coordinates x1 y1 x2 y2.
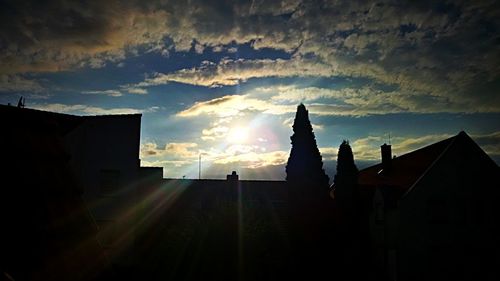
0 0 169 74
0 0 499 111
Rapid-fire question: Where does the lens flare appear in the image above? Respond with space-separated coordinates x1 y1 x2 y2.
227 126 249 143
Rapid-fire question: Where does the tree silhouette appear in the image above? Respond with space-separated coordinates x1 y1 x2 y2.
286 103 329 189
333 140 359 205
332 141 375 281
285 104 333 280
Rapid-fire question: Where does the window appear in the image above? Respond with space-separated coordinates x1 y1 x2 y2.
99 169 121 195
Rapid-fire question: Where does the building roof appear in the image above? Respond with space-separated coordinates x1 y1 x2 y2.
1 104 83 134
163 178 287 198
0 104 141 136
358 131 496 194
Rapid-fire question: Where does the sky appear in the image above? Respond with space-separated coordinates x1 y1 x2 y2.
1 0 499 180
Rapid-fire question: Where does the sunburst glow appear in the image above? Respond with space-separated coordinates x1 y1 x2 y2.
227 126 249 143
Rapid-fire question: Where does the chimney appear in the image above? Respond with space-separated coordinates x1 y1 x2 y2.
227 171 239 181
381 143 392 171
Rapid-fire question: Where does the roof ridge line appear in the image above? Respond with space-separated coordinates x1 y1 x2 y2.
357 134 455 173
400 133 458 199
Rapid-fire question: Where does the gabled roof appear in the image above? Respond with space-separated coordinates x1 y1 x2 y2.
358 131 470 191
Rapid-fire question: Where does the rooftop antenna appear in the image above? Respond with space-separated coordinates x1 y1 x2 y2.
388 132 391 145
198 152 207 180
17 96 25 108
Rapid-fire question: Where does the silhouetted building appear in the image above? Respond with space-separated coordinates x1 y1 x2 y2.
0 104 162 268
135 166 165 233
162 174 286 212
359 131 500 281
132 173 289 280
0 104 111 280
62 111 142 264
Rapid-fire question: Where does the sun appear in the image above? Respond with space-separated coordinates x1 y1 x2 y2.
227 126 249 143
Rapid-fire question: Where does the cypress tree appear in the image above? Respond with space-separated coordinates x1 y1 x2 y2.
286 104 332 279
332 141 373 280
286 103 329 188
333 140 358 205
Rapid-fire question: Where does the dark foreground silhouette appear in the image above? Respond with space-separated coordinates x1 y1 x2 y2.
1 104 499 281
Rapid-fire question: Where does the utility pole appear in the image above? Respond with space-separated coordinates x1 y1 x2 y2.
199 153 201 180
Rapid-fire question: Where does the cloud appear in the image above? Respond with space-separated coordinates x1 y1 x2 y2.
351 136 385 161
282 116 324 131
123 54 491 118
176 84 486 119
176 94 294 117
140 140 289 172
125 50 499 112
82 90 123 97
174 93 352 118
141 159 192 168
2 0 498 113
140 141 203 175
213 149 289 169
0 1 171 74
351 134 459 161
319 147 338 161
471 132 500 157
0 75 44 93
283 85 481 115
351 131 500 162
177 95 241 117
165 142 199 158
139 130 500 179
141 142 199 158
125 87 148 94
131 57 334 88
82 86 148 96
198 143 288 169
141 142 162 157
29 103 155 115
201 125 229 141
392 134 454 155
